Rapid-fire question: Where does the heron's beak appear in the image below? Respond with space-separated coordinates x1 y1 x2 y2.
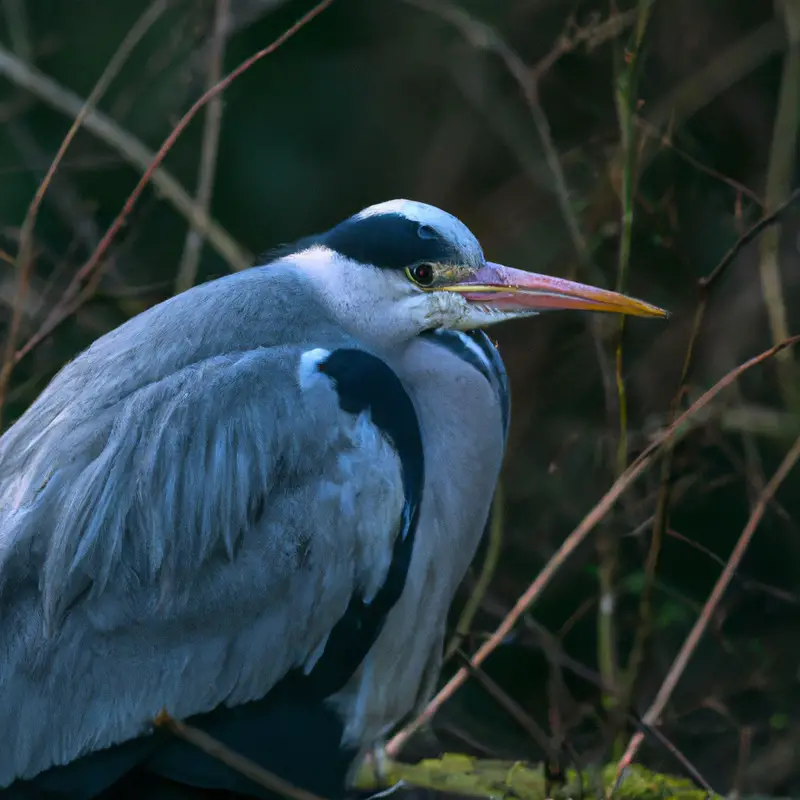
442 262 668 319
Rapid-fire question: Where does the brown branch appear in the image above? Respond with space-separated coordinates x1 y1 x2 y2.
0 46 250 270
0 0 168 422
614 433 800 781
10 0 335 369
458 594 715 792
385 333 800 758
621 182 800 706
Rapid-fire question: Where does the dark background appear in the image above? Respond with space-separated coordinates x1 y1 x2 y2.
1 0 799 796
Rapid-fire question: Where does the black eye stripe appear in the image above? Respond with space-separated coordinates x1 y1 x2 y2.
317 214 459 271
259 207 485 275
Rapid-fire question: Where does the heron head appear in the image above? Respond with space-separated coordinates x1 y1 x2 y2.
280 199 668 347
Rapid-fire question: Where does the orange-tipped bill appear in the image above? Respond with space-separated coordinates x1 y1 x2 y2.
443 262 668 319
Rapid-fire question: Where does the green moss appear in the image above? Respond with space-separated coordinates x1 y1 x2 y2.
354 753 719 799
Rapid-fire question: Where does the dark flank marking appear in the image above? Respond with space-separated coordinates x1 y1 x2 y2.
263 212 460 271
306 347 424 697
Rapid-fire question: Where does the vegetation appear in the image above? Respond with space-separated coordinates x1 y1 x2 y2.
1 0 798 797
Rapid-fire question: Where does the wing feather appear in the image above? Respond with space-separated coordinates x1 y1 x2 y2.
0 342 410 787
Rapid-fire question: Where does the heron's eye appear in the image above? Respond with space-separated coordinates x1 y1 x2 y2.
406 263 435 288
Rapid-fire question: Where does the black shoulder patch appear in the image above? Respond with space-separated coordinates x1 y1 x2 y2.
319 213 460 270
303 348 424 697
421 329 510 440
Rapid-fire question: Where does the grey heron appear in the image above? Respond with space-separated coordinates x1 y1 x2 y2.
0 199 666 799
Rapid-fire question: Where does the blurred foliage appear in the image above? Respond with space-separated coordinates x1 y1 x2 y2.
2 0 800 797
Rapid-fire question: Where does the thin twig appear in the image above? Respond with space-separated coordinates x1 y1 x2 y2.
603 0 654 732
454 649 557 759
639 720 717 795
530 9 638 84
633 183 800 609
385 334 800 757
9 0 335 369
757 0 800 408
665 526 799 603
612 0 654 468
0 0 168 423
614 434 800 782
0 43 251 273
154 710 328 800
78 0 334 289
1 0 31 61
700 186 800 289
456 649 587 800
614 179 800 720
581 17 784 257
175 0 229 294
634 117 764 207
620 197 705 743
452 593 716 792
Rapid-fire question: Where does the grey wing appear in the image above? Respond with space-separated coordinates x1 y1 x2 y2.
0 343 421 786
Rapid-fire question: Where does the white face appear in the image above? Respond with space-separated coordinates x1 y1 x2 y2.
288 245 527 351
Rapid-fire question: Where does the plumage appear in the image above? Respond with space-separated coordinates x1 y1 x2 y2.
0 199 666 799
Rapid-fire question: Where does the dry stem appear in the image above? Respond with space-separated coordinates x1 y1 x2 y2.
8 0 335 371
0 0 168 422
175 0 230 294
